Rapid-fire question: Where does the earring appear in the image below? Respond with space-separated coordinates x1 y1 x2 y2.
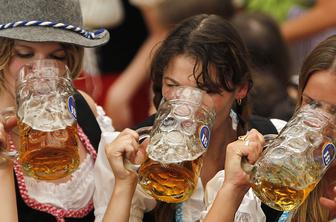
237 99 242 105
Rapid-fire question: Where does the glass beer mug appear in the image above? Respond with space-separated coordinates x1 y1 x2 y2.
14 59 80 180
131 86 215 203
244 99 336 211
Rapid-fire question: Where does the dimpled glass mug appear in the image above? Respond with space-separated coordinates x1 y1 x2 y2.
131 86 216 203
14 59 80 180
243 99 336 211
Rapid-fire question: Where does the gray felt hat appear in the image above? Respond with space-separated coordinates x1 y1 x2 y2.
0 0 109 47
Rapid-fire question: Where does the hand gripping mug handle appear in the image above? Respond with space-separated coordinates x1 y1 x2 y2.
241 133 278 174
0 107 19 161
124 126 152 172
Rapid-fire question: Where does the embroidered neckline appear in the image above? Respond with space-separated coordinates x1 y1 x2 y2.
11 126 97 222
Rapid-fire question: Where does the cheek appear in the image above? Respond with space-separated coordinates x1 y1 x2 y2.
212 95 234 114
210 95 234 127
7 58 26 78
161 85 170 98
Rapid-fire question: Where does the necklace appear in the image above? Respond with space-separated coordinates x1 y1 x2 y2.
11 126 97 222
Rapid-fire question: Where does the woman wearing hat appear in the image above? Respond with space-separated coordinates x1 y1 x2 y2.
0 0 111 221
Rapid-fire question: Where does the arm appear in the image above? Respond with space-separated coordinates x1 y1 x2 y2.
102 175 137 222
281 0 336 42
203 129 264 222
0 115 18 222
104 5 167 130
102 128 145 222
0 162 18 222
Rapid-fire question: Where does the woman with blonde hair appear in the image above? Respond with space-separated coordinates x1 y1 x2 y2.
281 34 336 222
0 0 111 221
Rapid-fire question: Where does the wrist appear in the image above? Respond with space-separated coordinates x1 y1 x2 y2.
115 177 137 189
220 182 249 203
113 179 137 199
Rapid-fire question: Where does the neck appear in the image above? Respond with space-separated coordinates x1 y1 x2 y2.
200 117 238 186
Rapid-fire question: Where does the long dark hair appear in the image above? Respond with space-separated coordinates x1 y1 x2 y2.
149 14 252 222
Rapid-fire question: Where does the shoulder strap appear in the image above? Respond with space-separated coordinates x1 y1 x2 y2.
250 115 278 134
74 92 101 150
132 114 155 130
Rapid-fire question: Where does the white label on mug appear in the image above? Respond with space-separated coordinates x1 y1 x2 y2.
68 96 77 120
322 143 336 166
199 125 210 149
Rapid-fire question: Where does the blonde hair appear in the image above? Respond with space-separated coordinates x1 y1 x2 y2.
0 37 84 93
293 179 329 222
292 35 336 222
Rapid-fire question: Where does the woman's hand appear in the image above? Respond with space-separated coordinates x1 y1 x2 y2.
102 128 147 222
0 108 17 167
203 129 265 222
320 192 336 212
224 129 264 191
0 108 18 222
104 128 146 185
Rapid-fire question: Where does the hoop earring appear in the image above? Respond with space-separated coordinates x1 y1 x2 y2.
237 99 242 106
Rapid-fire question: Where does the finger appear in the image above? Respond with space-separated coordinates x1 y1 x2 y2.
246 142 260 163
122 128 139 141
237 133 263 163
4 116 17 132
245 129 264 146
240 141 261 164
320 196 336 210
0 124 7 150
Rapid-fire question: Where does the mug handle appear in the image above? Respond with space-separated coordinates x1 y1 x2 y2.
123 126 152 172
241 133 278 173
0 107 18 161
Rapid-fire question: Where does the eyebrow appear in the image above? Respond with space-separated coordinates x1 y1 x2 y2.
163 76 180 85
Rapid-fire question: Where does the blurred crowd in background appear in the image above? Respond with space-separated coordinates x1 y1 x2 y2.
76 0 336 130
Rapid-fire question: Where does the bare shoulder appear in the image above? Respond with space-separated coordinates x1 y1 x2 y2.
77 90 98 117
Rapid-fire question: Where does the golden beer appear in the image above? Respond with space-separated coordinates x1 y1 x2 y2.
138 155 203 203
252 180 317 211
18 121 80 180
134 86 215 203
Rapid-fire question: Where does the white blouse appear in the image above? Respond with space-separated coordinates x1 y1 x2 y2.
25 154 95 210
93 143 266 222
94 118 286 222
93 137 265 222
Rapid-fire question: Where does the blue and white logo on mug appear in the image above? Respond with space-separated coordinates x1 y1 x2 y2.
199 125 210 149
322 143 336 166
68 96 77 120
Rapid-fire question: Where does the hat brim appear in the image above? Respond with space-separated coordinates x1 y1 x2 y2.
0 26 109 47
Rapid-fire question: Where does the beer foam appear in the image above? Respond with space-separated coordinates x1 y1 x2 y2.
18 93 75 131
147 130 205 164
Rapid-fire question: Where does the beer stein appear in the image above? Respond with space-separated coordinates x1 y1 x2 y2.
131 86 215 203
14 59 80 180
244 99 336 211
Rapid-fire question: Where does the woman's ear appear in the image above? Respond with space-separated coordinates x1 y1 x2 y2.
235 82 249 100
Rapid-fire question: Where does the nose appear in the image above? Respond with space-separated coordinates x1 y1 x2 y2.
35 53 49 60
